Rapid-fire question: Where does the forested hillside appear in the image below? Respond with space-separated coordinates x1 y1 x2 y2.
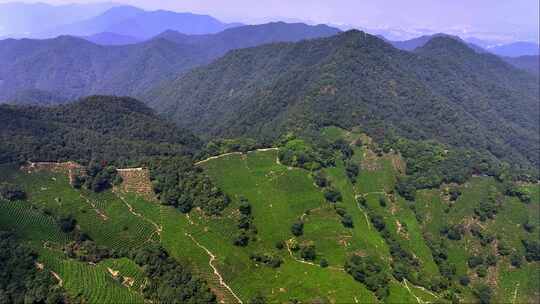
145 31 540 171
0 22 340 104
0 96 200 165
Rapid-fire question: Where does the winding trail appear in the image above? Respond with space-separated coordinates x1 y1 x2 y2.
116 193 162 237
185 233 243 304
80 194 109 220
403 279 424 304
195 148 279 166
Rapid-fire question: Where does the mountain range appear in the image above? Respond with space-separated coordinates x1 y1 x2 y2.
145 31 539 169
0 2 116 37
0 22 340 102
40 5 242 39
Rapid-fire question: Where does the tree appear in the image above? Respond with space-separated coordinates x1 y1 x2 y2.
239 201 252 216
313 171 329 188
474 284 493 304
459 276 470 286
341 215 354 228
320 259 329 268
510 253 523 267
300 245 316 261
58 216 76 233
324 187 342 203
233 232 249 247
371 215 386 231
291 221 304 236
345 162 359 183
379 197 387 207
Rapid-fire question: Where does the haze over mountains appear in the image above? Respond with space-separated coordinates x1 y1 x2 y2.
0 22 340 102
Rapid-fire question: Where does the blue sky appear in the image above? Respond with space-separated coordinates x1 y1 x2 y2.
2 0 539 41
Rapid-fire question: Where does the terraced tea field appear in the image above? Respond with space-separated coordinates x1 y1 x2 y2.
0 128 538 303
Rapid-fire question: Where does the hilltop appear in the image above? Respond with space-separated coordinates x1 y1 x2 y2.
145 31 539 170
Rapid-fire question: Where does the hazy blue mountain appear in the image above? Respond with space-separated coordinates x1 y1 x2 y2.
41 5 145 38
154 22 341 58
105 10 242 39
389 34 485 53
488 42 540 57
0 2 116 37
503 55 539 76
0 22 339 103
0 36 206 102
82 32 142 46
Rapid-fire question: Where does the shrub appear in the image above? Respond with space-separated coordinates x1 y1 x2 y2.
474 284 493 304
379 197 387 207
239 201 252 216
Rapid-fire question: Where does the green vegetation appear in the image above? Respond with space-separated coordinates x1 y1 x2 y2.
0 231 70 304
0 96 200 166
0 182 26 201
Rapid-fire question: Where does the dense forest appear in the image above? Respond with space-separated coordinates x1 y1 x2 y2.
146 31 539 173
0 95 201 166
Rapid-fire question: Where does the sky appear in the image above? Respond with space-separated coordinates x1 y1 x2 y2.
2 0 539 42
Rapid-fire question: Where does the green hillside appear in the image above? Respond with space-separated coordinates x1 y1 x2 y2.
0 95 201 165
146 31 539 171
1 126 537 303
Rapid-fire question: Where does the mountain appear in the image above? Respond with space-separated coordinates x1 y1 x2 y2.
0 23 341 103
81 32 142 45
41 5 145 38
155 22 341 58
145 31 539 169
488 42 540 57
0 95 200 165
0 35 207 102
37 6 241 39
0 2 116 37
389 34 485 53
104 10 242 39
503 55 540 76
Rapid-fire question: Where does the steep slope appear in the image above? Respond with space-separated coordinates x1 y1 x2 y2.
0 95 201 165
146 31 539 169
0 23 341 103
504 55 539 76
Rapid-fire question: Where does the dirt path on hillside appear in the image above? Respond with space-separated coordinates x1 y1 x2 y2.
195 148 279 166
185 233 243 304
116 193 162 237
51 271 63 287
80 194 109 221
